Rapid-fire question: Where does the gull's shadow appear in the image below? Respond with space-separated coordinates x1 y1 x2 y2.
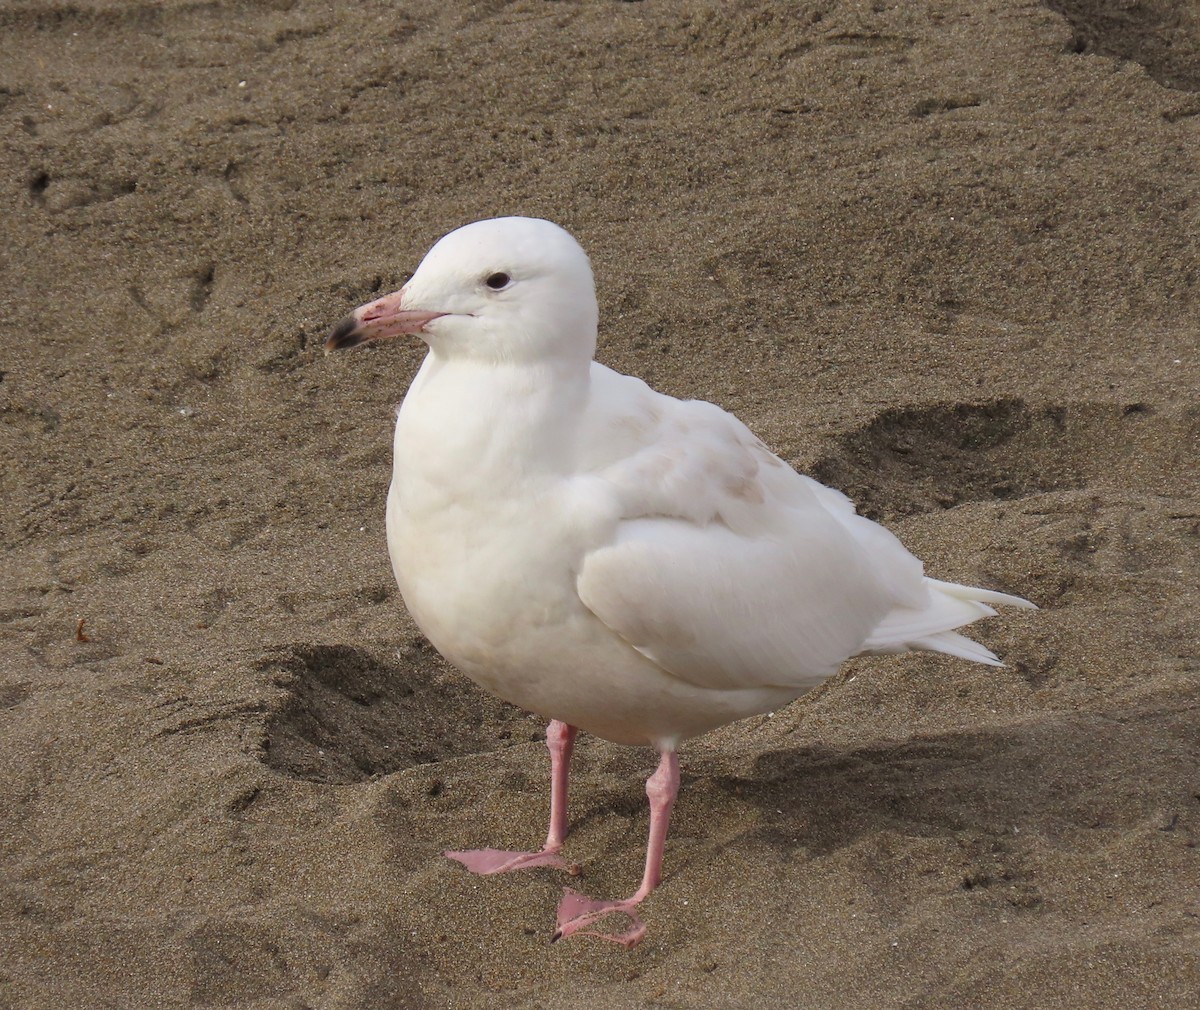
697 695 1196 862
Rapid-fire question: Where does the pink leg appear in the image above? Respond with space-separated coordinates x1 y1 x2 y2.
445 720 580 875
554 748 680 948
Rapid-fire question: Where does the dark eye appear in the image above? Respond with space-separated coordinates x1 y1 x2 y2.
485 272 512 291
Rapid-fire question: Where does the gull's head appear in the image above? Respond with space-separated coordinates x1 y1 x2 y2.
325 217 599 366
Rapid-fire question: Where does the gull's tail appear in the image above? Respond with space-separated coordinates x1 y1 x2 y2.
861 578 1037 667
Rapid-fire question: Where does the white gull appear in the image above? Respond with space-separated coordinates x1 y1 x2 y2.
325 216 1035 946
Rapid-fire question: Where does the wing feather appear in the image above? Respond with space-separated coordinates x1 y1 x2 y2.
575 368 901 691
573 364 1031 692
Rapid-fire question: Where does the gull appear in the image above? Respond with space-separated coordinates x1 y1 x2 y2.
325 216 1035 947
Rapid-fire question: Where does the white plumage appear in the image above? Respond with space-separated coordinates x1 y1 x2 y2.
326 216 1035 946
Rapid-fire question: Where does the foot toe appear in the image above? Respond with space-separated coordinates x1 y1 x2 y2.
445 848 577 875
553 887 647 948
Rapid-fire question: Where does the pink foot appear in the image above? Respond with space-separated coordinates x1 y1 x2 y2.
550 750 680 949
445 847 579 875
552 887 647 948
445 722 581 878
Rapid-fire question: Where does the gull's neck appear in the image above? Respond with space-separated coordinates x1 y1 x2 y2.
395 350 593 485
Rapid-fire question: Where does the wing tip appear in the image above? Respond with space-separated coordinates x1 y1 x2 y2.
926 578 1038 611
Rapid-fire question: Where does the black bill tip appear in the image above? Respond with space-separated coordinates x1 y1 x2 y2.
325 315 365 353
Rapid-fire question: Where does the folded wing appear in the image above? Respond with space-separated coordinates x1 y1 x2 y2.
575 368 1033 692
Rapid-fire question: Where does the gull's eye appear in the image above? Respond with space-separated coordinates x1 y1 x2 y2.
485 271 512 291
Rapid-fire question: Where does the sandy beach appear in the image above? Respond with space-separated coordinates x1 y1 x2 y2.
2 1 1198 1006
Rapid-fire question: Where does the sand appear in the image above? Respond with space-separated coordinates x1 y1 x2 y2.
2 0 1198 1007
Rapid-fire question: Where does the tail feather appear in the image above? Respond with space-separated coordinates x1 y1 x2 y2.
909 630 1005 667
861 578 1036 666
